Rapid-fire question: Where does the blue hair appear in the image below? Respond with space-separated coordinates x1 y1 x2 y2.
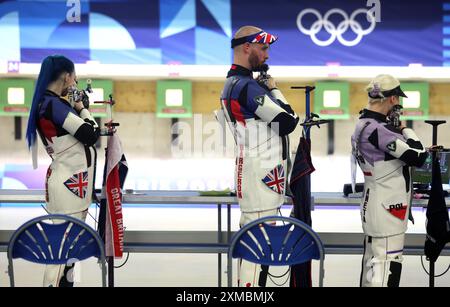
26 55 75 148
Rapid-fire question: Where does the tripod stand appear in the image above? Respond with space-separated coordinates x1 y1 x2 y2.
95 95 127 287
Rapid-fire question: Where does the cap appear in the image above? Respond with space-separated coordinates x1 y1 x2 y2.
366 74 407 99
231 30 278 49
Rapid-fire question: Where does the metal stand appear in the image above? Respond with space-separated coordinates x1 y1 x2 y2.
107 257 114 287
425 120 446 287
289 86 330 288
327 120 334 155
291 86 332 138
291 86 315 138
95 95 120 287
14 116 21 140
171 118 179 144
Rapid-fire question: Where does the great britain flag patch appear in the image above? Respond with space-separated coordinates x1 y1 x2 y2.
64 171 89 199
262 164 285 194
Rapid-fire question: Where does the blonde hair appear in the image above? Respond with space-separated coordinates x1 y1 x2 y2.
368 96 387 105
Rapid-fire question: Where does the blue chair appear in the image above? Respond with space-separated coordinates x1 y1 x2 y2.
7 214 106 287
227 215 325 287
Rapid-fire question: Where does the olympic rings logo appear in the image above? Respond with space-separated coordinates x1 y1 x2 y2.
296 8 377 47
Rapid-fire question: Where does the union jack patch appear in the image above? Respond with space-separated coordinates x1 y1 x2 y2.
252 31 278 45
262 165 285 194
64 171 89 199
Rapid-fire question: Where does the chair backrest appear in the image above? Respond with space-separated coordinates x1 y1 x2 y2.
7 214 106 286
228 215 325 286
